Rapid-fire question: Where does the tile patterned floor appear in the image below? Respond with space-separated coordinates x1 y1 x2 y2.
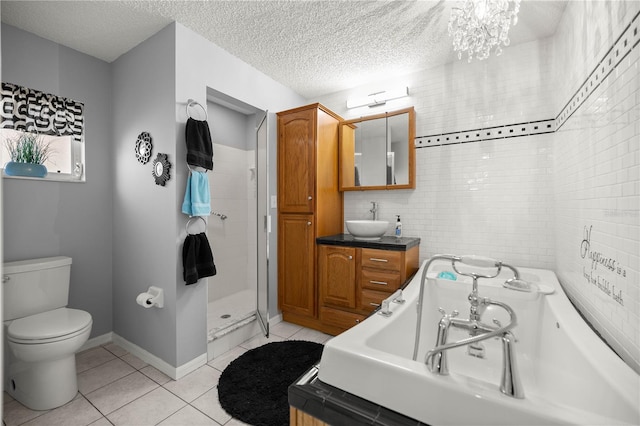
3 321 332 426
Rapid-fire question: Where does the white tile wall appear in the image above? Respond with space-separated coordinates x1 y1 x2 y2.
206 144 256 302
552 2 640 373
315 2 640 373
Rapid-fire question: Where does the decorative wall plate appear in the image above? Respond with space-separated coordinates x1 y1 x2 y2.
135 132 153 164
152 153 171 186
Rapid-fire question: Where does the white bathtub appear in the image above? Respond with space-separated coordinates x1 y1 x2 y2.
319 259 640 425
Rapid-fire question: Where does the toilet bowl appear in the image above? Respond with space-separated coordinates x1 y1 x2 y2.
3 257 93 410
5 308 92 410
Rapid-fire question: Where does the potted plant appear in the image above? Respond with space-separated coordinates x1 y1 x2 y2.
4 132 55 178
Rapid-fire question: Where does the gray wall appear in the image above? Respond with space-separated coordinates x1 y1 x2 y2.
111 24 180 366
2 20 306 370
1 25 113 338
174 22 305 335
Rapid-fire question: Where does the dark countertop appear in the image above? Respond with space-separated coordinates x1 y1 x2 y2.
289 367 428 426
317 234 420 251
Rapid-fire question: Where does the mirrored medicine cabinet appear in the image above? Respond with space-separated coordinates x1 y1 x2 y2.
339 106 415 191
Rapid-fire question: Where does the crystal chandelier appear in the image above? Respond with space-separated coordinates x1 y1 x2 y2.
448 0 521 62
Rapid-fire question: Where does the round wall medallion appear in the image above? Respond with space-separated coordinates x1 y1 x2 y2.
135 132 153 164
152 153 171 186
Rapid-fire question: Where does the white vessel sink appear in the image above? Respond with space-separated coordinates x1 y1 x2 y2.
345 220 389 240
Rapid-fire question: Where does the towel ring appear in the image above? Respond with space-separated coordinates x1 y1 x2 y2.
186 99 208 121
186 216 207 235
187 163 208 174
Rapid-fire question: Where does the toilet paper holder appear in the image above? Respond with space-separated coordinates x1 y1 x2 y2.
136 286 164 308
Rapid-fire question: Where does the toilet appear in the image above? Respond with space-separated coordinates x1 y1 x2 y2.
2 256 92 410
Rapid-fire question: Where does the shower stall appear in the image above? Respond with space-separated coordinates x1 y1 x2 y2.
203 90 269 360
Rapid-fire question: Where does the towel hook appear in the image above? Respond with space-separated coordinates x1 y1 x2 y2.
186 216 207 235
186 99 208 121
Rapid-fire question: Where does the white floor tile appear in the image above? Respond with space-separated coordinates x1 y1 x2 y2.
190 387 231 425
121 352 148 370
270 321 304 339
207 346 247 372
163 365 221 403
2 399 48 426
3 323 324 426
84 372 158 415
20 395 102 426
77 358 136 394
106 387 186 426
239 333 284 350
88 418 112 426
289 327 332 344
157 405 220 425
139 365 172 385
75 347 117 374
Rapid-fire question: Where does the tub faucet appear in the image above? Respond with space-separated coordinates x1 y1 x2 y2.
370 201 378 220
414 254 525 399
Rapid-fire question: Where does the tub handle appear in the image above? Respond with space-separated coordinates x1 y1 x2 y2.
459 255 500 268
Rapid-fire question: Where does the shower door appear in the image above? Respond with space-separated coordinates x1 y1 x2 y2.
256 112 269 337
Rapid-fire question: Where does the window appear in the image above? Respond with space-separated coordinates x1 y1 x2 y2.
0 82 85 182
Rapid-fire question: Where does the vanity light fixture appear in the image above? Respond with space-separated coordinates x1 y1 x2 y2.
448 0 521 62
346 87 409 109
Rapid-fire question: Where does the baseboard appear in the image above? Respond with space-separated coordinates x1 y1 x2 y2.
112 334 207 380
80 332 113 351
270 313 283 327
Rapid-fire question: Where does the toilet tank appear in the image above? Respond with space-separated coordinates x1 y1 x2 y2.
2 256 72 321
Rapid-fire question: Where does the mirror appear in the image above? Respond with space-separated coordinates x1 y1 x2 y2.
152 153 171 186
340 107 415 191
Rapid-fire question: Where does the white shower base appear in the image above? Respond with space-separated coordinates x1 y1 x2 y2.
207 288 261 360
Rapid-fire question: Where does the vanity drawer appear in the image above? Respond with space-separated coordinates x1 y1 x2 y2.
359 289 389 312
361 248 402 271
360 269 401 292
320 306 366 330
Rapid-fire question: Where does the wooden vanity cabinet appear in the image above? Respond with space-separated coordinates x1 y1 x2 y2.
318 244 419 334
277 104 344 328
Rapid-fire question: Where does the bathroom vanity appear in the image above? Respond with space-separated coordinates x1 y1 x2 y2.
316 234 420 334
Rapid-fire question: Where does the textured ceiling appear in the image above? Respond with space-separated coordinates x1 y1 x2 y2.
1 1 568 98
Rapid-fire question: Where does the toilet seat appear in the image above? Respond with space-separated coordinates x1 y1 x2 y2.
8 307 92 344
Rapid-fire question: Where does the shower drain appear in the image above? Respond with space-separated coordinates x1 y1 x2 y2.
220 314 231 319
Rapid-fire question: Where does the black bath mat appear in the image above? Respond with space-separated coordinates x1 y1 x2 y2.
218 340 324 426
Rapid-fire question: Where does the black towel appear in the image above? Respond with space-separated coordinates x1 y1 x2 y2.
185 117 214 170
183 232 217 285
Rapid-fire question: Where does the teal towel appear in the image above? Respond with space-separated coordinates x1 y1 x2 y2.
182 171 211 216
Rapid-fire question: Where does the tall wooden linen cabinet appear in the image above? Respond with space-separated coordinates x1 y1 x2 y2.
277 104 344 330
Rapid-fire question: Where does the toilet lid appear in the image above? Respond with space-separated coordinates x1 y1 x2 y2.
8 308 92 341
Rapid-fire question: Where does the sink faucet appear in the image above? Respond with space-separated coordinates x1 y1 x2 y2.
370 201 378 220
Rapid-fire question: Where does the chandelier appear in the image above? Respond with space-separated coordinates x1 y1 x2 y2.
448 0 521 62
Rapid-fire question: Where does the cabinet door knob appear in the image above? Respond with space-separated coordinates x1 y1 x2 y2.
348 255 353 260
307 221 311 226
308 196 313 200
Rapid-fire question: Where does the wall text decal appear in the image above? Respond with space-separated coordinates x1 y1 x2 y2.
580 225 626 306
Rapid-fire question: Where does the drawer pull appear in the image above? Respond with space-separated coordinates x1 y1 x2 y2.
370 303 381 307
369 258 389 262
370 280 388 286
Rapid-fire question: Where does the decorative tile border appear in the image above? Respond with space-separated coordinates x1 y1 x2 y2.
556 10 639 130
415 119 555 148
416 10 639 149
